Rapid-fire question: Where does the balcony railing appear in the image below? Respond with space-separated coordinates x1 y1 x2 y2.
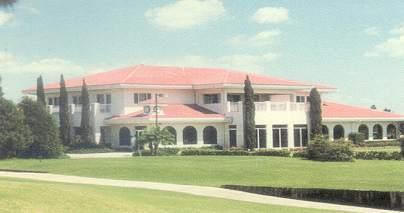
227 101 307 113
100 104 112 113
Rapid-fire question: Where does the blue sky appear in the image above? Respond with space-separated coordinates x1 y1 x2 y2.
0 0 403 113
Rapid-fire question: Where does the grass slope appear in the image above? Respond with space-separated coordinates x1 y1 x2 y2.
0 156 403 191
0 178 339 213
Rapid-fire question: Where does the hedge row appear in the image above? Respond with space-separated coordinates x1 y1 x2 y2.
354 151 402 160
222 185 404 210
355 140 400 147
180 149 292 157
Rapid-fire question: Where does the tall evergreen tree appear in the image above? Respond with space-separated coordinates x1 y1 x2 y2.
243 75 256 149
59 74 72 146
0 97 32 159
0 0 17 8
0 76 4 98
80 80 94 145
36 75 46 105
308 88 322 136
19 97 62 158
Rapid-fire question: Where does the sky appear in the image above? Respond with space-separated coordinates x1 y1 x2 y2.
0 0 403 113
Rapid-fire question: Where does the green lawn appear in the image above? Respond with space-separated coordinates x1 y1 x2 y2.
353 146 400 153
0 156 403 191
0 178 339 213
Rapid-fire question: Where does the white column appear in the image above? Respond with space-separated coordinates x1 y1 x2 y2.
197 126 204 145
176 126 184 146
288 124 294 148
382 123 388 140
329 124 334 141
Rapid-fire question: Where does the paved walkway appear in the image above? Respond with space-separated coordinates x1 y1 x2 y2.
67 152 132 159
0 171 398 213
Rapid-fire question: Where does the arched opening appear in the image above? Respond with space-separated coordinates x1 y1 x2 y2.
322 125 329 138
163 126 177 144
203 126 217 144
358 124 369 140
373 124 383 140
183 126 197 145
119 127 131 146
387 124 397 139
333 125 345 140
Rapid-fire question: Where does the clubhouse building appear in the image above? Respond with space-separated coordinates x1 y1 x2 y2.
24 65 404 149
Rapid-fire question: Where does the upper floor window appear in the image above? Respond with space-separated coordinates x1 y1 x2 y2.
48 97 59 106
72 96 82 105
203 94 220 104
296 96 306 103
227 94 241 102
97 94 111 104
134 93 152 104
254 94 271 102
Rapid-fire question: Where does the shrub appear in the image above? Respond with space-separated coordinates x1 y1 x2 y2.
354 151 402 160
307 136 354 161
400 137 404 157
0 98 32 159
348 132 365 145
251 149 291 157
18 97 63 158
356 140 400 147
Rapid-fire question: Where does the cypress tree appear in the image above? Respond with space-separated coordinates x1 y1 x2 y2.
80 80 93 145
243 75 256 149
0 76 4 98
59 74 72 146
19 97 62 158
308 88 323 136
36 75 46 105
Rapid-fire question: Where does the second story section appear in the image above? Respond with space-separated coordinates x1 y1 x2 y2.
23 64 335 120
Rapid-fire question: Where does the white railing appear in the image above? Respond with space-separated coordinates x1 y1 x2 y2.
229 102 241 112
100 104 112 113
270 102 287 111
227 101 307 113
255 102 267 111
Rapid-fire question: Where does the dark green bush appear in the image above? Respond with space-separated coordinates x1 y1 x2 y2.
348 132 365 145
251 149 291 157
307 136 354 161
400 137 404 157
354 151 402 160
356 140 399 147
66 147 115 154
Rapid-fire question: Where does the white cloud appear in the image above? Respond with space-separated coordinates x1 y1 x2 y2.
364 27 379 36
0 11 14 26
365 24 404 58
0 52 85 74
252 7 288 24
390 24 404 35
145 0 225 30
227 30 281 47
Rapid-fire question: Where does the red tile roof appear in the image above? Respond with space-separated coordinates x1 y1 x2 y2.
108 104 225 121
25 64 334 91
322 101 404 119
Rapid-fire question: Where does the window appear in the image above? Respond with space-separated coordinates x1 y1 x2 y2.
333 125 345 140
229 125 237 147
358 124 369 140
373 124 383 140
119 127 131 146
294 125 308 147
296 96 305 103
203 94 220 104
273 125 288 148
96 94 111 104
387 124 397 139
135 126 146 139
254 94 271 102
183 126 197 145
227 94 241 102
203 126 217 144
72 96 82 105
255 125 267 148
134 93 152 104
48 97 59 106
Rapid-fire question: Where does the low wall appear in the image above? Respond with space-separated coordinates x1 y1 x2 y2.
221 185 404 210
